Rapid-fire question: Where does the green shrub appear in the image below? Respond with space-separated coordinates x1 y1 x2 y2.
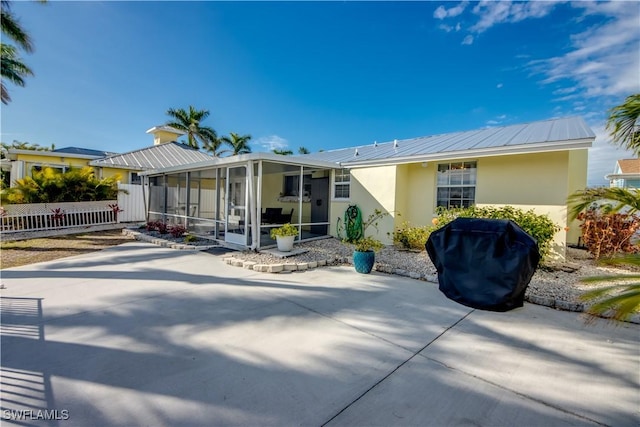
184 234 198 243
1 166 122 204
433 206 560 261
390 221 434 251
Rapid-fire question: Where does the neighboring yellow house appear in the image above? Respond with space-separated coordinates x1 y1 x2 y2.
4 147 116 186
141 116 595 258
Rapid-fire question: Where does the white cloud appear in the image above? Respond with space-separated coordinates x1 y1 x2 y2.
587 124 637 187
433 5 447 20
256 135 288 151
461 35 474 45
434 2 468 20
531 3 640 102
470 1 559 33
496 83 503 89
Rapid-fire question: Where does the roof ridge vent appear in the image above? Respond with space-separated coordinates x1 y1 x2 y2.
393 139 399 148
354 148 359 157
373 141 378 148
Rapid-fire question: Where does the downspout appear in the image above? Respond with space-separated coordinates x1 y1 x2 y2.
248 161 259 251
142 175 149 222
185 171 190 228
298 165 303 240
256 160 263 250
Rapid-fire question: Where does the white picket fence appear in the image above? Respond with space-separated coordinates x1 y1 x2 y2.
1 201 119 233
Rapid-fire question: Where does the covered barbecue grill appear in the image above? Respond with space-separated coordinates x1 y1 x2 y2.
426 218 540 312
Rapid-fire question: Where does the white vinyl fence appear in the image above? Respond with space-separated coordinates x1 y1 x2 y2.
1 201 119 233
117 183 146 223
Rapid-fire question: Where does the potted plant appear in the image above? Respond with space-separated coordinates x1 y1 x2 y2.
352 236 384 274
270 223 299 252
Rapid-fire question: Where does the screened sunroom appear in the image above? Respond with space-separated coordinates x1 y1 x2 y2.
141 153 340 250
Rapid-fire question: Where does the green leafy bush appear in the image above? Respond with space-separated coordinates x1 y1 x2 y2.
390 221 434 251
433 206 560 261
1 166 122 204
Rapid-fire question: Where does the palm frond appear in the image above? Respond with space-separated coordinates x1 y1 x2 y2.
568 187 640 220
606 93 640 156
1 9 33 52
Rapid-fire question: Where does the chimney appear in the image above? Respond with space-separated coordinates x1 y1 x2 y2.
146 126 186 145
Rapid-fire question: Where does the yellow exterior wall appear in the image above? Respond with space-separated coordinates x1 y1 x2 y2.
327 149 589 259
348 166 398 244
99 167 128 183
153 130 182 145
14 152 92 170
404 162 437 225
566 149 589 245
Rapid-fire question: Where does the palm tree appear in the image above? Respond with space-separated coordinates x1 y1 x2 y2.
165 106 217 151
273 149 293 155
567 94 640 323
568 187 640 221
606 93 640 155
1 44 33 104
220 132 252 156
1 0 45 104
298 146 310 154
1 1 38 52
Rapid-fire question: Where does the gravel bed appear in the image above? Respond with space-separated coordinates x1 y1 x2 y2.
230 237 638 316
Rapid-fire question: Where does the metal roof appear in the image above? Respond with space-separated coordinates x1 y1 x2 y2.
89 142 213 170
301 116 595 167
53 147 116 157
140 151 339 176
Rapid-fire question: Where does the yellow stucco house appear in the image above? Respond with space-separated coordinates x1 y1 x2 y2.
3 146 116 186
141 116 594 258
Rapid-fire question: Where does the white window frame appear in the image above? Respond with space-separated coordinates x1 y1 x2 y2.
130 171 142 185
436 161 477 209
332 169 351 200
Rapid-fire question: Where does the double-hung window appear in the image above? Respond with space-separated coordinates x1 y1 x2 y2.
436 161 477 208
333 169 350 199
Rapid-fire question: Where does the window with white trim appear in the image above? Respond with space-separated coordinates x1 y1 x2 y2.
130 172 142 185
436 161 477 208
333 169 350 199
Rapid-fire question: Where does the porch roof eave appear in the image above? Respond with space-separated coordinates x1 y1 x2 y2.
138 152 341 176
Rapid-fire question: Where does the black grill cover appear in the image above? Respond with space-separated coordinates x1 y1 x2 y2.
426 218 540 312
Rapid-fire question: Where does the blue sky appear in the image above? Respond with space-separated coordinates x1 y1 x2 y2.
2 1 639 186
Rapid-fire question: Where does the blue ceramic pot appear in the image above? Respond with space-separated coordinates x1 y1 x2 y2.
353 250 375 274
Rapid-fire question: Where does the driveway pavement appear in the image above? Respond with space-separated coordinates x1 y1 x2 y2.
1 242 638 426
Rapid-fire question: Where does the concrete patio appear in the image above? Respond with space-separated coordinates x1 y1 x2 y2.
1 242 638 426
